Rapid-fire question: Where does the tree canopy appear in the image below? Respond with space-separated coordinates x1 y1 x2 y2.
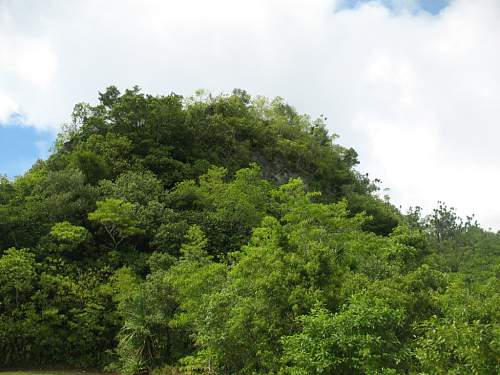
0 87 498 374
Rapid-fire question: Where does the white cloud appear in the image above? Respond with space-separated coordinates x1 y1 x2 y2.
1 0 500 228
0 92 18 123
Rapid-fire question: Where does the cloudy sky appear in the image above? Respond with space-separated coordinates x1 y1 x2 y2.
1 0 499 229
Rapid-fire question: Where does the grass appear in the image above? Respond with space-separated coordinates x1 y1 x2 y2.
0 371 107 375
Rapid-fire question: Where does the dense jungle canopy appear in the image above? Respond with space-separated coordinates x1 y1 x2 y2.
0 87 498 374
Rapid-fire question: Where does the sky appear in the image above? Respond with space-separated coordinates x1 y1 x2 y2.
1 0 500 229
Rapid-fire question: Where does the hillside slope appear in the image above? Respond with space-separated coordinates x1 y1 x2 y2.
0 88 498 374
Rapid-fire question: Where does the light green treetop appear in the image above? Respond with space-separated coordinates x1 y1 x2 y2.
88 198 143 248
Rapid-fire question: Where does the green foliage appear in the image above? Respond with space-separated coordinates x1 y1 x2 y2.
165 180 372 373
281 295 407 374
50 221 90 247
109 263 183 374
169 225 226 331
414 277 499 374
0 248 36 307
0 266 118 367
88 198 143 249
99 169 163 206
0 87 498 373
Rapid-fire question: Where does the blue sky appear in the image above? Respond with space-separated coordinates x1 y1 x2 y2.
338 0 450 14
0 119 55 178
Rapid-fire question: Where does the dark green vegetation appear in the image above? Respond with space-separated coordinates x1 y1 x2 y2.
0 371 104 375
0 87 498 374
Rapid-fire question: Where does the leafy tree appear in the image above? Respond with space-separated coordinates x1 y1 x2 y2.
88 198 143 249
0 248 36 307
281 294 408 374
169 180 368 373
50 221 90 248
99 169 163 206
414 277 499 374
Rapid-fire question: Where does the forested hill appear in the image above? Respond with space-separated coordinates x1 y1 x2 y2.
0 87 498 374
